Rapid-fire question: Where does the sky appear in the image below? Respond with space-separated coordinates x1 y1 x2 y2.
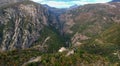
31 0 112 8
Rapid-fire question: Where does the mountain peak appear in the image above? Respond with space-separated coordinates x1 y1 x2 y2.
111 0 120 2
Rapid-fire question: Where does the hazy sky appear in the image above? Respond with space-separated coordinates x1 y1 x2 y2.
32 0 112 8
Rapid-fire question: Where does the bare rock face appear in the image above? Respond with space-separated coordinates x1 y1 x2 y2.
0 1 50 51
0 0 65 52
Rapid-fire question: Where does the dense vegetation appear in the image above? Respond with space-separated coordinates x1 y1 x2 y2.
0 49 43 66
0 24 120 66
26 24 120 66
0 47 119 66
80 24 120 63
33 26 65 53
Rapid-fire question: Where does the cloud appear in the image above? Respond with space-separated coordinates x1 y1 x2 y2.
40 1 73 8
32 0 44 2
32 0 112 8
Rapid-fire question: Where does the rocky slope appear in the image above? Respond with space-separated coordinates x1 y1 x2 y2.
80 23 120 62
59 2 120 46
0 1 65 52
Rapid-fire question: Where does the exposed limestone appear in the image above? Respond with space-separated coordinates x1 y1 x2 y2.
73 42 82 47
66 50 74 56
42 36 50 46
0 2 50 51
71 32 90 44
58 47 67 52
112 51 120 60
22 56 41 66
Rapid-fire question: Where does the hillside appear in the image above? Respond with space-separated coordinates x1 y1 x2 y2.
59 2 120 46
0 1 65 52
80 24 120 63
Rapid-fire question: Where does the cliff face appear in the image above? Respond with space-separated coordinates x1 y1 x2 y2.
0 1 47 50
0 1 65 51
0 1 120 51
0 0 120 51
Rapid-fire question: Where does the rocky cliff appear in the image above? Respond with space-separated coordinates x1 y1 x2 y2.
0 1 65 52
0 0 120 52
0 1 47 51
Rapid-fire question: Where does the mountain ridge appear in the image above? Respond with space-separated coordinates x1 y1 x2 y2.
111 0 120 2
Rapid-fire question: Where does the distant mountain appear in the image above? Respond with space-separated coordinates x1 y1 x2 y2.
69 4 79 9
43 4 67 15
111 0 120 2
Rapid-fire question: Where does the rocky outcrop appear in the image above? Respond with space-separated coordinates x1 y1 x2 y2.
0 1 50 51
22 56 41 66
58 47 67 52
